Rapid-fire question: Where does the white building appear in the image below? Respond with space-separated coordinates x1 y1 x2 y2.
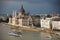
40 16 60 30
8 5 32 27
40 18 52 29
52 21 60 30
52 17 60 30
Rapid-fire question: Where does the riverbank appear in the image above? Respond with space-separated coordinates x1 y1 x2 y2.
0 22 60 36
0 24 60 40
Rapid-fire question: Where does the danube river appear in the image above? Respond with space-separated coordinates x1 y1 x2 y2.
0 24 60 40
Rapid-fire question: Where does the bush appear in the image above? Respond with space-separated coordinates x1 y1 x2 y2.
33 23 40 27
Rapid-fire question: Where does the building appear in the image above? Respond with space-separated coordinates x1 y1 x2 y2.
0 14 9 23
8 5 33 27
8 5 60 30
40 15 60 30
52 16 60 30
40 18 52 29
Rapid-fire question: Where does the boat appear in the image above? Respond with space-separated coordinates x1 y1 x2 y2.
45 35 52 39
8 31 22 37
55 32 60 36
46 36 52 38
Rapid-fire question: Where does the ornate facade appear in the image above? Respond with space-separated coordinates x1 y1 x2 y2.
8 5 33 27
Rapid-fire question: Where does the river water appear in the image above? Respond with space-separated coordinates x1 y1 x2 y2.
0 25 60 40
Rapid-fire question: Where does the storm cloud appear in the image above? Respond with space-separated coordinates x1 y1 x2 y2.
0 0 60 14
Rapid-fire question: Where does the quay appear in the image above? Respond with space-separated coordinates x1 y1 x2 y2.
0 22 60 40
0 23 56 34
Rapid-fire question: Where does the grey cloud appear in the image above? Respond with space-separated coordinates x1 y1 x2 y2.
0 0 59 3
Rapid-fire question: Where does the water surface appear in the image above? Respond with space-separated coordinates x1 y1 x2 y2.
0 25 60 40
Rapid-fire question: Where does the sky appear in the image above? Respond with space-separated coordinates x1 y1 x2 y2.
0 0 60 15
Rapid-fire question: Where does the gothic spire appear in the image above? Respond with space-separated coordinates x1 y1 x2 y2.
20 5 25 13
21 5 23 9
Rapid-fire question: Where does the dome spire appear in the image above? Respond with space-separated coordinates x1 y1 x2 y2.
20 5 25 13
21 5 23 9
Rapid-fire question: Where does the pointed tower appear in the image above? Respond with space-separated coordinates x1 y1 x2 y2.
19 5 25 14
15 11 17 17
12 10 15 17
51 10 57 17
12 10 17 17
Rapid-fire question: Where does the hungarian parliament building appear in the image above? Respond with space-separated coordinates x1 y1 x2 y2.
8 5 35 27
8 5 60 30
